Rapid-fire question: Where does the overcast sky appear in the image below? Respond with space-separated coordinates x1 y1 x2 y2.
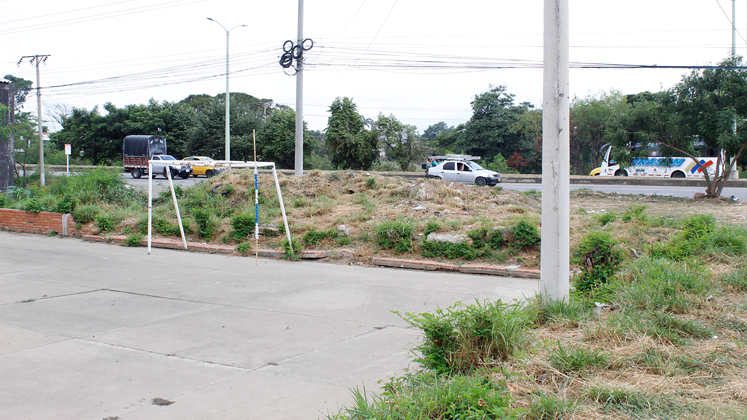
3 0 746 133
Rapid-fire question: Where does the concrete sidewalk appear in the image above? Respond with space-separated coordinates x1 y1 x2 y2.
0 232 538 420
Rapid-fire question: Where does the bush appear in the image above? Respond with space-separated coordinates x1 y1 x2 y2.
236 241 252 256
53 195 76 214
192 208 217 241
281 237 302 260
365 177 377 189
328 372 513 420
572 231 624 294
549 343 610 374
424 219 440 236
72 204 99 224
511 220 540 250
230 213 255 241
124 233 143 247
397 300 532 374
95 213 120 233
303 227 338 246
375 219 414 254
421 240 480 260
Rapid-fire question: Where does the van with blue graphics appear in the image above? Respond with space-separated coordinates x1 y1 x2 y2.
598 143 724 179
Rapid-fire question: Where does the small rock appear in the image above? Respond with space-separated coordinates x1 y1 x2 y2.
152 397 174 406
336 225 351 236
433 210 441 215
416 188 426 199
426 233 469 244
453 196 463 202
90 226 101 235
693 192 706 200
412 205 425 211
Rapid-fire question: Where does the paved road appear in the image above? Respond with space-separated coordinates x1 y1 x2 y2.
0 232 537 420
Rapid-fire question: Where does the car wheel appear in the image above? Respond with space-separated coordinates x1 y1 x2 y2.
180 173 190 180
206 169 214 178
614 170 628 177
671 171 686 178
131 168 142 179
475 177 487 186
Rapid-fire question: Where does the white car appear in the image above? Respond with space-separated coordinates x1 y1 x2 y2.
150 155 193 179
424 155 502 186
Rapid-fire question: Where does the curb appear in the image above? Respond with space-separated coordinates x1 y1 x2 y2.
372 257 540 279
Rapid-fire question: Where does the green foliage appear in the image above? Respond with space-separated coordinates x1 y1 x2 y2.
374 113 426 171
585 385 679 417
95 213 120 233
230 213 255 242
153 218 181 237
572 232 624 294
365 177 376 189
124 233 143 247
256 108 314 169
616 257 710 313
328 372 513 420
719 267 747 291
53 195 76 214
595 212 616 226
421 240 480 260
424 219 440 236
325 97 379 170
191 208 217 241
236 241 252 256
549 343 609 374
621 204 647 222
23 197 45 213
529 296 589 327
523 390 577 420
72 204 99 224
510 219 540 250
397 300 532 374
468 226 503 250
303 227 338 246
281 237 302 260
375 219 414 254
650 214 746 261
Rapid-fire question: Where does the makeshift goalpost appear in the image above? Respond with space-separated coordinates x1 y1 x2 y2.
146 159 293 259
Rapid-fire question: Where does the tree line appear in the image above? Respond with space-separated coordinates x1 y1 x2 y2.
2 54 747 195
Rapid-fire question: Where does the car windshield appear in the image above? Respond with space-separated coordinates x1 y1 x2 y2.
160 155 176 161
467 162 484 170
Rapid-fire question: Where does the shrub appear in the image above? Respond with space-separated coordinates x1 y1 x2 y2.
72 204 99 224
511 220 540 250
192 208 217 241
572 231 624 294
421 240 480 260
467 227 504 250
375 219 414 254
124 233 143 247
621 204 647 222
524 391 577 420
281 237 302 260
596 212 616 226
365 177 377 189
424 219 440 236
303 227 338 246
236 241 252 256
95 213 120 233
230 213 255 241
53 195 76 214
23 197 45 213
153 218 181 237
397 300 532 374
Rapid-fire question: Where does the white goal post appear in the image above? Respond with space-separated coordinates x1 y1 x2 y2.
146 159 293 257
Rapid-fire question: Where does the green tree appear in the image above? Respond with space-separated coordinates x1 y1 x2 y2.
325 97 378 170
570 91 630 175
257 108 313 168
374 113 425 171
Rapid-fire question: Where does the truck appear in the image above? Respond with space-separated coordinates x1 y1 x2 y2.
598 143 727 179
123 135 192 179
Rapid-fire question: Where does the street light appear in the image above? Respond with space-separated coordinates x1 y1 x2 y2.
207 18 246 161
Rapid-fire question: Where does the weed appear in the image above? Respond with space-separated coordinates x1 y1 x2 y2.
72 204 99 224
572 231 623 294
153 218 181 237
53 195 76 214
421 240 480 260
327 371 512 420
511 219 540 250
230 213 255 242
585 385 679 418
365 177 377 189
549 343 609 374
124 233 143 247
375 219 414 254
424 219 440 236
23 197 45 213
621 204 647 222
336 236 350 246
192 208 217 241
635 347 675 376
236 241 252 256
95 213 120 233
303 227 338 246
523 390 577 420
595 212 616 226
529 296 589 327
397 300 532 374
281 237 302 260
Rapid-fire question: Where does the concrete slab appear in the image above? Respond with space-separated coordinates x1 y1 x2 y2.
0 231 539 419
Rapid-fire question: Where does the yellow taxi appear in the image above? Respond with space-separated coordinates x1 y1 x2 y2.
182 156 222 177
589 167 601 176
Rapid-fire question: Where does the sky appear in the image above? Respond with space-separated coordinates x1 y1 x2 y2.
3 0 747 134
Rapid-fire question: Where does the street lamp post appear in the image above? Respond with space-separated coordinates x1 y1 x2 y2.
207 18 246 161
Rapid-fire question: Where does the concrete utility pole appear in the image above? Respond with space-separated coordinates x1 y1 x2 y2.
295 0 305 175
18 55 49 187
540 0 570 301
732 0 737 57
207 18 246 161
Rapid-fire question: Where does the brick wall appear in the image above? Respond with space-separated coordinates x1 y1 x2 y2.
0 208 82 236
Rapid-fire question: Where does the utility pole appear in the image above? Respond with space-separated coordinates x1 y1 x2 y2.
18 55 49 187
295 0 304 175
732 0 737 57
541 0 570 301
